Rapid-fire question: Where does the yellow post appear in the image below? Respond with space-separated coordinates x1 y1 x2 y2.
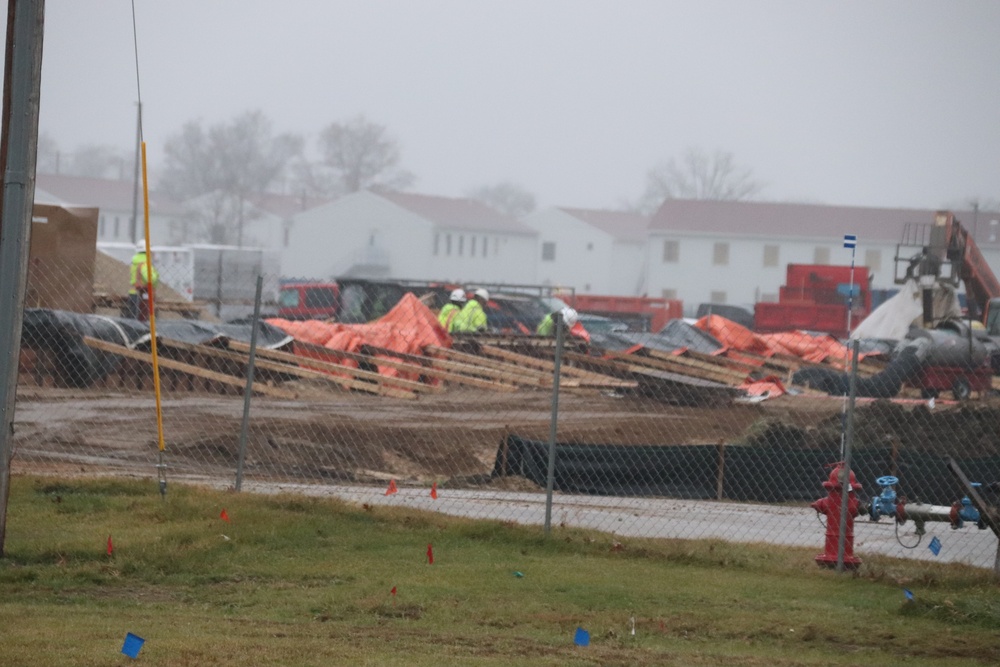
140 142 167 486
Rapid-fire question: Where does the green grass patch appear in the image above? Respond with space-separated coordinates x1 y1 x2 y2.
1 475 998 666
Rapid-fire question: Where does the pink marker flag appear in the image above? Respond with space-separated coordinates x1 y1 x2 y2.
106 535 113 556
220 508 230 523
427 543 434 565
385 480 398 496
430 482 438 499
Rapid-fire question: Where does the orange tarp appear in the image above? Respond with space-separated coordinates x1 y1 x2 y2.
267 293 451 381
694 314 852 365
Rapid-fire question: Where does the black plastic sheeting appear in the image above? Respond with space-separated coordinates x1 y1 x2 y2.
791 345 925 399
588 319 723 354
493 435 1000 505
21 308 293 388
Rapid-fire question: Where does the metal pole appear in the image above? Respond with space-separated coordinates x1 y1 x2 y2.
0 0 45 557
836 339 860 572
235 275 263 491
543 314 565 535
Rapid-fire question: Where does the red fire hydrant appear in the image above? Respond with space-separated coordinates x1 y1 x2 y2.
810 464 863 569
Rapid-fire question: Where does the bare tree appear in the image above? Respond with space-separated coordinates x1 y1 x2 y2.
159 110 302 245
467 181 536 218
295 115 413 197
637 147 762 213
67 144 131 179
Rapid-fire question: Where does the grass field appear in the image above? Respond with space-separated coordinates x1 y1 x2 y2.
1 476 998 666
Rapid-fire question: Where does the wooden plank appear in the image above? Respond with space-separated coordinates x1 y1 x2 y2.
641 349 749 383
232 339 438 395
274 341 447 393
478 344 634 386
608 351 742 386
675 348 764 375
359 344 524 392
424 345 560 387
292 340 518 393
82 336 298 399
226 340 420 398
161 338 416 399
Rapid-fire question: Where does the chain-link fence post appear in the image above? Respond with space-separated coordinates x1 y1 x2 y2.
836 339 860 572
543 314 565 535
235 275 264 492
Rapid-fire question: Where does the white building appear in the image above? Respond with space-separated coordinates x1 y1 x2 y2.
35 173 183 244
283 190 539 283
165 190 330 249
523 207 648 295
645 199 1000 315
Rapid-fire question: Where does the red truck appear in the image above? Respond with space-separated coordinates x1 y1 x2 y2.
277 282 340 320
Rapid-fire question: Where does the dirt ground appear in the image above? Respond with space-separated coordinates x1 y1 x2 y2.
12 383 1000 486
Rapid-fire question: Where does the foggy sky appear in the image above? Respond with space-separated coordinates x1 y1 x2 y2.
35 1 1000 211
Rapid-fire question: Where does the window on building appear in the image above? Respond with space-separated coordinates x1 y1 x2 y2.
482 236 488 257
494 238 499 255
433 233 440 256
713 242 730 266
470 236 476 256
763 244 779 268
541 241 556 261
587 242 594 251
446 234 452 256
814 246 830 264
99 216 105 238
662 240 679 262
114 216 120 238
864 249 881 272
283 226 291 247
760 293 778 303
710 290 727 304
661 288 677 300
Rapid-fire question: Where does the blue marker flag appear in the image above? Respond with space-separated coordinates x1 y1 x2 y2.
904 589 914 601
121 632 145 659
929 536 942 556
843 234 857 249
574 627 590 647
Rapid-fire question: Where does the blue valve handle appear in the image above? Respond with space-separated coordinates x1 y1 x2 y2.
875 476 898 487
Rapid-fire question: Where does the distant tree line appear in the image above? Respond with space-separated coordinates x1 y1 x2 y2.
41 110 1000 246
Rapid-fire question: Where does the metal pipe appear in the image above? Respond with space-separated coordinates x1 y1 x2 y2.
836 339 859 572
0 0 45 556
235 275 264 491
543 314 565 535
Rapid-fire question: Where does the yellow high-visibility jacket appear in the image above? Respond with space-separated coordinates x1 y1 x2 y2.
451 300 487 333
129 252 160 295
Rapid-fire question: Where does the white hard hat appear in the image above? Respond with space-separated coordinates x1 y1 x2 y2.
474 288 490 301
135 240 146 252
450 288 467 303
561 307 579 327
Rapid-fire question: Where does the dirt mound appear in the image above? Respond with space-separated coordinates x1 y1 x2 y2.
746 401 1000 458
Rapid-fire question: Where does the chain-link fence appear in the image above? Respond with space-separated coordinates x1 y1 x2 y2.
10 246 1000 573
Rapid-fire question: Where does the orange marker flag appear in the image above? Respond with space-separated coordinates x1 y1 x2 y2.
220 508 230 523
391 586 397 596
427 543 434 565
430 482 438 499
106 535 113 556
385 479 398 496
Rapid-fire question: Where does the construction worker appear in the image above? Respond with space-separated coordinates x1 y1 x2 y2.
438 288 467 332
451 287 489 333
536 307 578 336
122 241 159 321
